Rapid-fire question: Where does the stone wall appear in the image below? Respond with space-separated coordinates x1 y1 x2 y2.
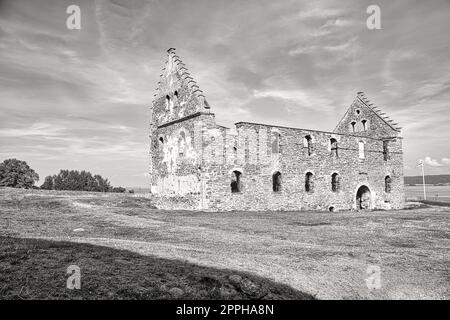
149 49 404 212
150 114 206 210
334 92 402 139
201 122 404 211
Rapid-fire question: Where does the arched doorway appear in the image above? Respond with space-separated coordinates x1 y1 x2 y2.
356 185 371 210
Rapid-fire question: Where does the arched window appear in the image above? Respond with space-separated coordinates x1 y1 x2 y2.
178 131 186 157
385 175 392 193
305 172 314 193
158 136 164 153
272 171 281 192
351 121 356 132
331 173 340 192
362 119 367 131
231 171 242 193
271 132 280 153
330 138 338 157
358 141 365 159
304 135 313 156
383 140 390 161
165 95 171 112
173 91 179 105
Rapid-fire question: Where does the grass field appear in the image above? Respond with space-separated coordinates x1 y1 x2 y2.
0 187 449 300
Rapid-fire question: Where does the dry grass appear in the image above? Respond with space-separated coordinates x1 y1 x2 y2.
0 187 449 300
0 237 309 300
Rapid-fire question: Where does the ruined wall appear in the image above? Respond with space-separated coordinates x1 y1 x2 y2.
200 123 404 211
149 110 404 212
150 114 208 210
149 48 212 210
148 49 404 212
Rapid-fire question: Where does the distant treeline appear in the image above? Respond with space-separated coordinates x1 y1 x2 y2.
0 159 132 193
41 170 131 193
404 175 450 185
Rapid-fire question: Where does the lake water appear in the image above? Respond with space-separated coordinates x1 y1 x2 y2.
405 185 450 202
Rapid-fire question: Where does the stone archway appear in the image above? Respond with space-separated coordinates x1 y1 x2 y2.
356 185 371 210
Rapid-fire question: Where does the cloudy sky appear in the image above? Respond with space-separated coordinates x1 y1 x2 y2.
1 0 449 187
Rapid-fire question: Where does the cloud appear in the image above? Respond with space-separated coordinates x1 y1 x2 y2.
0 0 450 185
253 89 335 112
422 157 443 167
226 65 265 91
0 123 66 138
417 156 450 168
288 37 358 56
296 7 345 20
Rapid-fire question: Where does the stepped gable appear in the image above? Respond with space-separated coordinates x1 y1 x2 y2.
356 91 401 131
150 48 211 128
153 48 210 108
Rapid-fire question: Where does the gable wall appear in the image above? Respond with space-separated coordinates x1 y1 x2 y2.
334 98 400 138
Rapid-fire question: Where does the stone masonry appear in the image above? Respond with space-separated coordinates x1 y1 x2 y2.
149 48 405 211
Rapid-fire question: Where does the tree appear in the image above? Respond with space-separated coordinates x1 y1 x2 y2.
45 169 112 192
40 175 54 190
0 159 39 188
94 174 111 192
38 168 119 192
112 187 126 193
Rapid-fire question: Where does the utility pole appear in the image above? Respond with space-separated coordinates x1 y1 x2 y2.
418 160 426 200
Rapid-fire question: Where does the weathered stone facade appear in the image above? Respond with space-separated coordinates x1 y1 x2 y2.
149 49 405 211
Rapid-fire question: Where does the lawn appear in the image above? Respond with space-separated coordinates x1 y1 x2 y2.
0 187 449 300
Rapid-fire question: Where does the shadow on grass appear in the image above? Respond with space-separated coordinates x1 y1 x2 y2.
0 236 315 300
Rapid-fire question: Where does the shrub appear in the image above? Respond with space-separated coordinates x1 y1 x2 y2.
112 187 126 193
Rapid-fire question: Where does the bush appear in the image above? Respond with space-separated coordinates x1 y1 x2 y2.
41 170 112 192
112 187 126 193
0 159 39 188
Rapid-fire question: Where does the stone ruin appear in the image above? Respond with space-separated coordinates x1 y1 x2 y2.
149 48 405 211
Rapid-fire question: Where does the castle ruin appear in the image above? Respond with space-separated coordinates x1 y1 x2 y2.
149 48 405 211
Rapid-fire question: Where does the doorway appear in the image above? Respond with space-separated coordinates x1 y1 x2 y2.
356 185 371 210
